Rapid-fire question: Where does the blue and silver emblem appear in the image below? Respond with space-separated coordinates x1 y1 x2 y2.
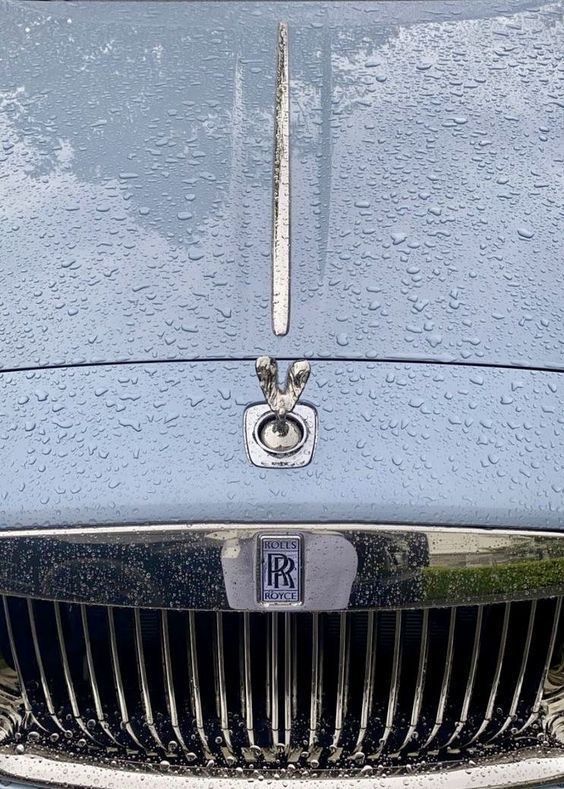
258 534 303 605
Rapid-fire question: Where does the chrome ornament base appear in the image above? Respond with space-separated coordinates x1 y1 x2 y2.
244 402 318 468
257 411 306 454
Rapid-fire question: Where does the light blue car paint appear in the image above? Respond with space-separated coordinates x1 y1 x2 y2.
0 0 562 371
0 0 562 533
0 360 563 530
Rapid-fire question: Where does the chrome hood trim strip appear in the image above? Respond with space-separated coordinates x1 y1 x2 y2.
0 523 562 611
0 748 563 788
272 21 290 336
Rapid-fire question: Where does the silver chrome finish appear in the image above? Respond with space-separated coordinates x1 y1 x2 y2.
80 605 119 746
354 611 376 753
398 607 429 753
517 596 563 734
255 410 306 454
255 357 311 428
269 612 280 746
244 403 318 468
308 612 322 750
0 598 561 777
107 608 143 749
223 529 356 612
466 603 510 745
53 602 98 744
2 599 34 722
26 599 65 734
133 608 164 751
445 605 484 747
489 600 537 742
1 749 564 789
284 612 294 748
0 523 562 611
213 612 233 758
330 613 350 756
161 610 189 755
423 607 456 749
0 662 23 745
248 357 315 467
272 22 290 336
372 610 402 758
186 612 213 760
244 402 318 468
545 631 564 743
240 613 255 751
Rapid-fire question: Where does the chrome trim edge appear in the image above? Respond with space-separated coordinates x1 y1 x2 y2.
244 402 318 468
0 749 562 788
272 21 290 336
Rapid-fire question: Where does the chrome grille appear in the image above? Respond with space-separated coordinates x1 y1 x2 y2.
0 596 561 769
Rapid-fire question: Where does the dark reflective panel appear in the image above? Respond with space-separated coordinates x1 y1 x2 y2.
0 525 561 610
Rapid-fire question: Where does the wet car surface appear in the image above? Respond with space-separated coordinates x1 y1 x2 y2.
0 1 563 787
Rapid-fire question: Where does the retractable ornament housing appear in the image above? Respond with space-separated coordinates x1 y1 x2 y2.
244 356 318 468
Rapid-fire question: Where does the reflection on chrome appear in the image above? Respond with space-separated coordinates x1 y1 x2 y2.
0 523 561 610
0 524 560 787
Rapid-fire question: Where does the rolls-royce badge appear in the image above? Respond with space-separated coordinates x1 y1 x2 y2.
258 534 303 604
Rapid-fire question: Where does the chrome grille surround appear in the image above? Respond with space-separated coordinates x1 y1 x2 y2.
0 523 561 787
0 523 562 611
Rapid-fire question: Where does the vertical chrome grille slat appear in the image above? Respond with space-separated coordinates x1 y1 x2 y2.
213 612 234 759
53 602 98 744
444 605 484 748
26 599 66 733
423 607 456 750
269 612 280 746
107 607 144 750
517 595 562 734
465 603 511 745
398 608 429 753
308 613 322 751
373 610 402 757
161 610 189 754
331 613 350 754
133 609 164 752
240 612 255 749
355 611 376 753
291 614 298 721
80 604 120 746
187 611 213 760
284 612 293 748
488 600 537 742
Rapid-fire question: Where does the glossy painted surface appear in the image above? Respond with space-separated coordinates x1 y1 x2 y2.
0 0 562 371
0 2 562 787
0 359 563 530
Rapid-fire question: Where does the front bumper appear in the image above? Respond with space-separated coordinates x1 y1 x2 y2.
0 749 563 789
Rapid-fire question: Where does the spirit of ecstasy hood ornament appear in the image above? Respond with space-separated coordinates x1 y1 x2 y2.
244 357 317 468
255 356 310 435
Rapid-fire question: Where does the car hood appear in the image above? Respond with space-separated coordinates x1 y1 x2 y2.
0 0 562 372
1 359 564 530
